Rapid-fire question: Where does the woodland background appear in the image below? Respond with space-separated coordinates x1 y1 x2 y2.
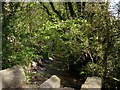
2 1 120 89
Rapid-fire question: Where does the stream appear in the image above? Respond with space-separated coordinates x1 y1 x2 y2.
27 58 83 90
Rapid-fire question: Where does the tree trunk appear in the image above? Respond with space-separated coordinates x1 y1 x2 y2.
49 2 64 20
67 2 76 18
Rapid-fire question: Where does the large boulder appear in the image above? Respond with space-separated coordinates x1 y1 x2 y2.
0 65 26 89
40 75 61 88
81 77 102 90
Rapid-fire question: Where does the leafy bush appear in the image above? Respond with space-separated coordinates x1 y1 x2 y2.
85 62 104 77
2 3 120 89
36 18 92 75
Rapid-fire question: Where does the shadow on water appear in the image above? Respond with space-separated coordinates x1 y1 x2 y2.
29 58 85 90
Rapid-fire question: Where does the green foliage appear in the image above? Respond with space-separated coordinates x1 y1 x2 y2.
85 62 104 77
2 3 39 69
38 18 91 71
2 2 120 89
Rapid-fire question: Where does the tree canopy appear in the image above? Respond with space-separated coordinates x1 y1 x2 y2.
2 2 120 89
